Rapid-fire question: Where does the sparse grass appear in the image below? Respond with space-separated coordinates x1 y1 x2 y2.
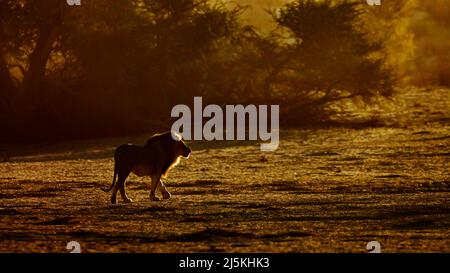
0 88 449 252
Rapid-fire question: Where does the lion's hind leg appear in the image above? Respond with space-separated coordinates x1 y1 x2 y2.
158 180 171 200
119 180 133 203
111 169 131 204
149 174 161 201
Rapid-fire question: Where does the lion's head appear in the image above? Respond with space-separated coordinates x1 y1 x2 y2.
145 131 191 159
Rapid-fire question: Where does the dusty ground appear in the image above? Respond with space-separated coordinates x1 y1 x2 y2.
0 88 449 253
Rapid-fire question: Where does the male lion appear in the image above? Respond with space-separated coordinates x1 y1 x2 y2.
101 131 191 204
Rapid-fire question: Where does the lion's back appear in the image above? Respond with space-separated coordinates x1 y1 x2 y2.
113 132 179 177
115 142 165 168
115 144 148 164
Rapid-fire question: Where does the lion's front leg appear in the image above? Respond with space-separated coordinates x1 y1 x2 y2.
158 180 171 200
149 174 161 201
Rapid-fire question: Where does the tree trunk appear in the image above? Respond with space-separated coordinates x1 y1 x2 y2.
0 55 16 105
262 49 296 100
22 25 60 94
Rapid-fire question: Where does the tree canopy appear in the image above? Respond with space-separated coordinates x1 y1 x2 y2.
0 0 397 140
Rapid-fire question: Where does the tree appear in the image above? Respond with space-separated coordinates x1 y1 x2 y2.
0 0 248 139
0 0 67 96
0 0 19 107
259 0 393 124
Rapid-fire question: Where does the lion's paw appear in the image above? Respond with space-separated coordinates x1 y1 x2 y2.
123 198 133 203
162 191 171 200
150 195 160 201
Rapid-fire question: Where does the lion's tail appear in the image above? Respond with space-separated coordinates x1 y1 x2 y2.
101 164 117 193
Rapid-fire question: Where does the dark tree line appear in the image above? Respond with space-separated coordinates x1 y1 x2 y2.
0 0 393 140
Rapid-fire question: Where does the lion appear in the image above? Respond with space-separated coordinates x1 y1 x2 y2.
101 131 191 204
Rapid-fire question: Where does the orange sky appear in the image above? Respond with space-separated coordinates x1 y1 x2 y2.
231 0 290 32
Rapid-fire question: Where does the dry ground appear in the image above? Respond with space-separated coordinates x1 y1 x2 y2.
0 88 449 252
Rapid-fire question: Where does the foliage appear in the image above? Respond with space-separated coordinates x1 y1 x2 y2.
0 0 396 140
